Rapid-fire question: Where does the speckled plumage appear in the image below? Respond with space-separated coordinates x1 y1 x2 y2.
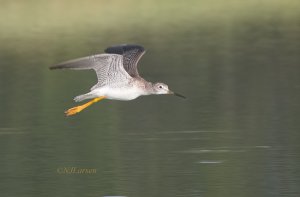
50 44 185 103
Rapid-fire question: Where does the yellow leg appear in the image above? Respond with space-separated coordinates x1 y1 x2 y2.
65 96 106 116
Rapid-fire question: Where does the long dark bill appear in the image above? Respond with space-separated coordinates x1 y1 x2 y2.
174 92 186 99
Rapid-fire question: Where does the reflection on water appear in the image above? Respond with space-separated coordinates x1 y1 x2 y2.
197 161 224 164
0 0 300 197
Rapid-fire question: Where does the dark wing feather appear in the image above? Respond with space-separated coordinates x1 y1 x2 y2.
105 44 145 78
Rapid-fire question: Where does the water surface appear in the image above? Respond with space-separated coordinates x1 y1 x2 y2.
0 1 299 197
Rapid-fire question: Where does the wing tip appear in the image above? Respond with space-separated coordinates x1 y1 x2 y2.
49 65 64 70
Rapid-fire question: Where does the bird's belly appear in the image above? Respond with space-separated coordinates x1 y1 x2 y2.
97 87 142 101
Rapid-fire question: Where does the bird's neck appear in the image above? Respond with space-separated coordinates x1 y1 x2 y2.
144 81 155 95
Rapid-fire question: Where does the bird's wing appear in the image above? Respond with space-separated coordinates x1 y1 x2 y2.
105 44 145 78
50 54 132 89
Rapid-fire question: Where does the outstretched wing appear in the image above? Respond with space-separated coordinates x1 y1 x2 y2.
50 54 132 89
105 44 145 78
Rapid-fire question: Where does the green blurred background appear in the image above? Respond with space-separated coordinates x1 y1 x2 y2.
0 0 299 197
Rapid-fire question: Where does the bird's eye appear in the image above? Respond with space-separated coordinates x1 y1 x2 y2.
159 85 163 89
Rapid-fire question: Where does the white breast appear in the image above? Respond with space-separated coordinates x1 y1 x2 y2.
94 86 144 101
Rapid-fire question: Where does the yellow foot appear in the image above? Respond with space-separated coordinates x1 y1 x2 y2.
64 106 85 116
64 96 106 117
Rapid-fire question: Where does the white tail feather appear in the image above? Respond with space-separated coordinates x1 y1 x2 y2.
74 93 95 102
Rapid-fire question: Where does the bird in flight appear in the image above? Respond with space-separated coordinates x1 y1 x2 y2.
50 44 185 116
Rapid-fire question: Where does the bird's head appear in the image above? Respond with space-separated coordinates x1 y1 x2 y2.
153 82 186 99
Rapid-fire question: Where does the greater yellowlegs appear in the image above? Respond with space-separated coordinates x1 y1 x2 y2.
50 44 185 116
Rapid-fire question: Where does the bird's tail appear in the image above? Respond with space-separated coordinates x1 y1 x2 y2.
74 93 95 102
